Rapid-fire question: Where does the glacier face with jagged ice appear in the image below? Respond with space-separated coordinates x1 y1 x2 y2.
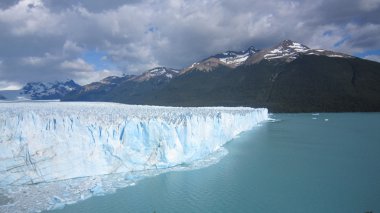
0 102 268 186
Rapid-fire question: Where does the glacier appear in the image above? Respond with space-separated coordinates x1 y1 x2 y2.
0 102 268 187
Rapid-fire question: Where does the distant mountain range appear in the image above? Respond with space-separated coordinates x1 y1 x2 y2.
61 67 181 103
21 80 81 99
2 40 380 112
0 80 81 100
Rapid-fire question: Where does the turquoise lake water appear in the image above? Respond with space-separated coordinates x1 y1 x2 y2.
52 113 380 213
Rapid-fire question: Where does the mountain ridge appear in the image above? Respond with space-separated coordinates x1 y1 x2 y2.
67 39 378 112
4 39 380 112
20 80 81 100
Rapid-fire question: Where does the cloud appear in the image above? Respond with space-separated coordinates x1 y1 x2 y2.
72 69 121 85
0 0 379 89
0 80 23 90
359 0 380 11
0 0 63 36
364 54 380 62
60 58 93 71
60 58 122 85
63 40 84 54
21 53 59 66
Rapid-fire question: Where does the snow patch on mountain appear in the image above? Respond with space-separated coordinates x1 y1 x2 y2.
214 46 258 66
182 46 258 73
263 40 310 61
132 67 180 82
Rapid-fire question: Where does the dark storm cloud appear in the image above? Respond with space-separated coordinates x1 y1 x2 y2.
0 0 379 89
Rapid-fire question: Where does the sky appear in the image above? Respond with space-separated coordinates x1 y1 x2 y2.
0 0 380 89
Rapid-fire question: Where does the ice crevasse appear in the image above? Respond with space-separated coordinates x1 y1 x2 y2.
0 102 268 186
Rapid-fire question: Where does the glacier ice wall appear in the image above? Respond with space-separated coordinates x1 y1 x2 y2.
0 102 268 186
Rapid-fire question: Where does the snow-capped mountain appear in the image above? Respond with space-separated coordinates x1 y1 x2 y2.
182 46 258 73
21 80 81 100
131 67 180 82
181 39 355 71
245 40 352 64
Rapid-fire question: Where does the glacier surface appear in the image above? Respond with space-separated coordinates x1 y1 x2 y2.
0 102 268 187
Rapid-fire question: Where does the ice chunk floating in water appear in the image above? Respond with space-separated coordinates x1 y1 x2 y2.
0 102 268 186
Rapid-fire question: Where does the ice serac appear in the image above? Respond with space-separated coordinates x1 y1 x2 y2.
0 102 268 186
